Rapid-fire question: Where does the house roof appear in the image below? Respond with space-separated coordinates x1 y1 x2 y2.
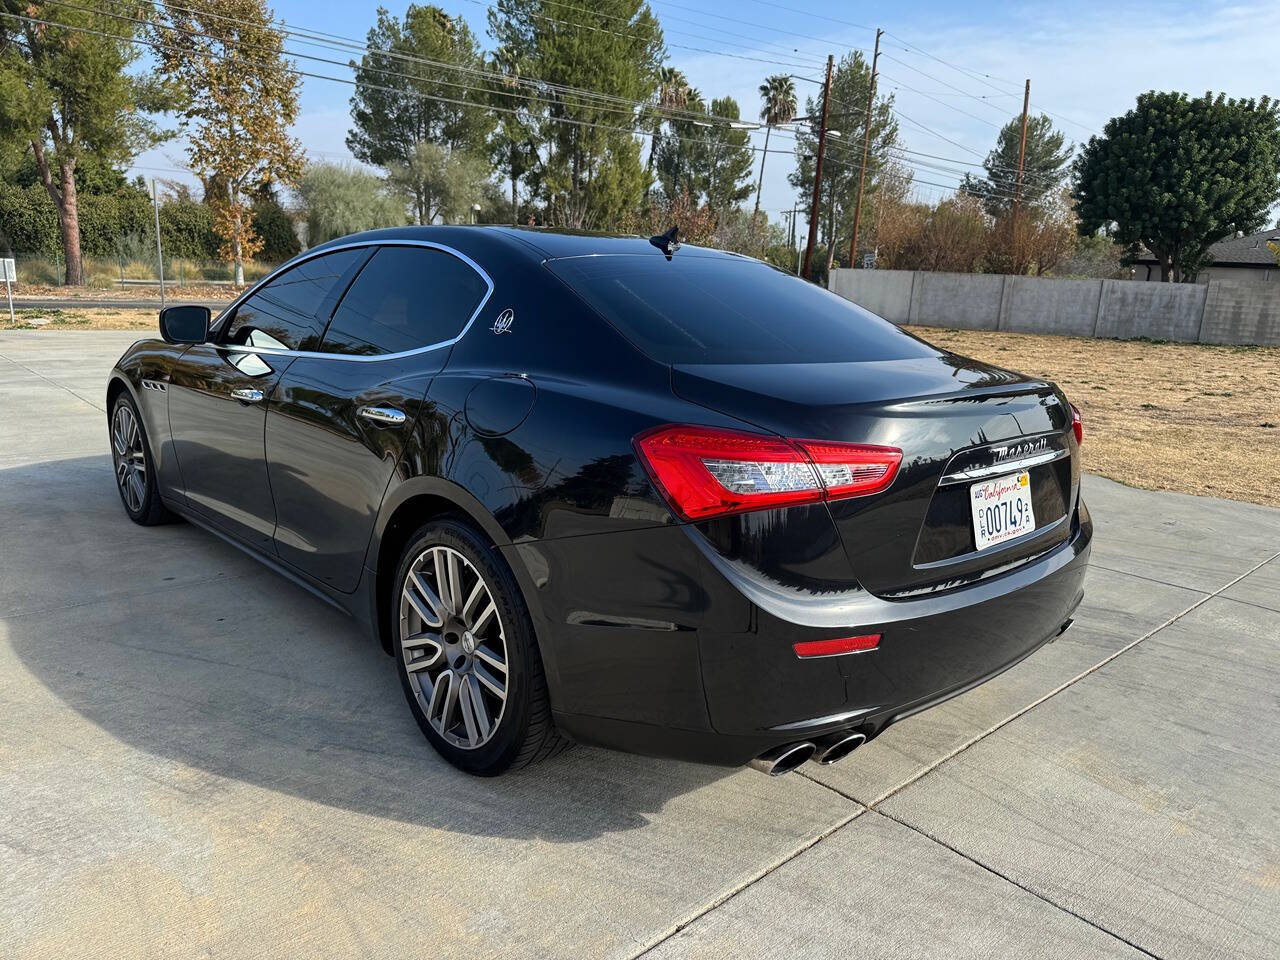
1133 228 1280 267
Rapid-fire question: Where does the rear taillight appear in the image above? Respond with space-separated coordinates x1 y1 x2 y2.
634 424 902 521
1070 403 1083 446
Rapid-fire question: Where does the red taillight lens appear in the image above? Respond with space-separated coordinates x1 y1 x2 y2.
1070 403 1083 446
634 425 901 521
794 634 881 658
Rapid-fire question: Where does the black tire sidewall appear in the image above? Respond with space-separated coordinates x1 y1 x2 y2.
392 518 537 776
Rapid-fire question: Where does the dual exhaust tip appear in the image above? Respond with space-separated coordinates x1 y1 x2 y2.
749 730 867 776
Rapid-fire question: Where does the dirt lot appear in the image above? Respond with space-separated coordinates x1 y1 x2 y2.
13 283 236 303
916 326 1280 508
3 306 1275 506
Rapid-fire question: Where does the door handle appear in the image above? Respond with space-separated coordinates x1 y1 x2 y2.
358 405 407 426
231 388 264 404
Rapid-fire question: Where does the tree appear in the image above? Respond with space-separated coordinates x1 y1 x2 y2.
486 45 537 226
703 97 755 214
646 66 690 187
386 142 490 224
490 0 664 229
788 50 898 275
985 190 1078 276
1074 91 1280 282
653 88 707 201
348 5 494 171
154 0 304 285
754 74 797 221
295 162 405 245
960 114 1071 217
0 2 171 284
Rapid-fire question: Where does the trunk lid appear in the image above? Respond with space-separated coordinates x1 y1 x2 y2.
672 354 1079 597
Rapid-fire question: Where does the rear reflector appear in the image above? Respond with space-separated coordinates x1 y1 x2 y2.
634 424 901 521
793 634 881 658
1070 403 1083 446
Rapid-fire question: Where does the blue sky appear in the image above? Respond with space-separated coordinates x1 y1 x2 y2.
134 0 1280 224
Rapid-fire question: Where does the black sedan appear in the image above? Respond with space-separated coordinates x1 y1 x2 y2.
107 226 1091 777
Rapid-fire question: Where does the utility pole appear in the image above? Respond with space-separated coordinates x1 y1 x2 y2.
151 179 165 310
1014 78 1031 214
802 54 834 281
849 28 882 268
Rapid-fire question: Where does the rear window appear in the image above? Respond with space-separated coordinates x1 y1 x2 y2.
547 254 936 365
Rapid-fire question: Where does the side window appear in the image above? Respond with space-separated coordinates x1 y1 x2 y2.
319 246 489 356
223 249 364 351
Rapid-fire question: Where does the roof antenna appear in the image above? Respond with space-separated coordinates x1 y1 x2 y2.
649 225 680 260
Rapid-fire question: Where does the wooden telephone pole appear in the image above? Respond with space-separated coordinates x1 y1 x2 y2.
802 54 834 281
1014 78 1031 213
849 28 882 268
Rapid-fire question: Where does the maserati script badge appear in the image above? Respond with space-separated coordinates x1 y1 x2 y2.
492 309 515 334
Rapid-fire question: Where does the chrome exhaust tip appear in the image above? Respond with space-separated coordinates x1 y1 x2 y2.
814 731 866 765
749 741 817 776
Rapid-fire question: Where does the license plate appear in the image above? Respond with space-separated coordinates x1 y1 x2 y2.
970 471 1035 551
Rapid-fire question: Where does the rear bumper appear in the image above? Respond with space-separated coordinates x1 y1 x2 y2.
523 500 1091 768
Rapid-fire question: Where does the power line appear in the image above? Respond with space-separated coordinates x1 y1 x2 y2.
14 6 1065 210
878 73 1005 128
4 9 806 166
538 0 836 63
456 0 825 71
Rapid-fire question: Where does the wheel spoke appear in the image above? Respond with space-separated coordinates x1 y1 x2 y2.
466 674 491 740
431 548 453 614
473 643 506 674
405 570 445 628
127 470 145 507
458 678 480 746
428 669 456 730
471 599 497 635
461 578 485 622
473 661 506 700
446 550 463 615
402 633 443 671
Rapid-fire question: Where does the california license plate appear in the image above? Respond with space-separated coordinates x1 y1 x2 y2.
970 471 1035 551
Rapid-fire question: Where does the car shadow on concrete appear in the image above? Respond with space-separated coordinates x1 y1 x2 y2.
4 455 730 842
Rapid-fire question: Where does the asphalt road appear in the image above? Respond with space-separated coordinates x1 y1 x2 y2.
2 330 1277 960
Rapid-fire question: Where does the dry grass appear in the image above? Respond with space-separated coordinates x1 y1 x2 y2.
2 307 160 331
4 307 1276 507
916 326 1280 508
15 283 236 302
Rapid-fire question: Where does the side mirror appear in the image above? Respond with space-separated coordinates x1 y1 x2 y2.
159 305 210 344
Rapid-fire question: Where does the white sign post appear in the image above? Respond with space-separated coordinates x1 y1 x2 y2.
1 258 14 324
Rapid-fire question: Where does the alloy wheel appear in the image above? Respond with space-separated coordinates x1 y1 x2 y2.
111 402 147 513
399 545 509 750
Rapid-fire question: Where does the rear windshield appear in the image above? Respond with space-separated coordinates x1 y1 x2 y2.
547 254 937 365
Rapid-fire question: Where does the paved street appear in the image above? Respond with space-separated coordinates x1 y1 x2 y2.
2 330 1277 960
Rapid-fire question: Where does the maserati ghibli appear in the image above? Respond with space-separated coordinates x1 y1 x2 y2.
106 226 1091 776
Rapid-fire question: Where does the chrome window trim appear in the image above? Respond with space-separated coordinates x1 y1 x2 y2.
210 238 495 363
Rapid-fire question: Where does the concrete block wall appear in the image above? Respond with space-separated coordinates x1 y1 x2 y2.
1199 280 1280 346
829 269 1280 346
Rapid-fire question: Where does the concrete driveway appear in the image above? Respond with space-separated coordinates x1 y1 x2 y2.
2 331 1277 960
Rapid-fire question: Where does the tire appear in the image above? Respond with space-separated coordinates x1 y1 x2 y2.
392 518 568 776
109 391 175 526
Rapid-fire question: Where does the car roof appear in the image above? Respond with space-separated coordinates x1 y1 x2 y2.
305 224 750 265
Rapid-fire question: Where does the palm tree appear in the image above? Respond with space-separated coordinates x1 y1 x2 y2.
647 67 691 183
753 74 797 222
